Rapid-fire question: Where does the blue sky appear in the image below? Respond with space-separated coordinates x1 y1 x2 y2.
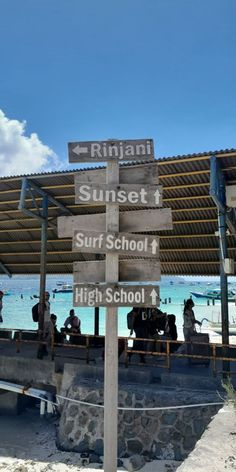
0 0 236 175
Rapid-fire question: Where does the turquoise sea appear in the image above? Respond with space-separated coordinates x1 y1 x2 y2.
1 275 234 337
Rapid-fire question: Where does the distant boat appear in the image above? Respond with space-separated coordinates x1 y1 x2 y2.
190 288 236 302
56 280 67 286
208 321 236 335
53 284 73 293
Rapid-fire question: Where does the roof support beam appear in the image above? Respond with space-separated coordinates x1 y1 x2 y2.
18 178 73 230
0 261 12 277
210 155 230 375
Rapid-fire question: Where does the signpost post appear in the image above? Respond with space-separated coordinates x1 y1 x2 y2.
57 138 172 472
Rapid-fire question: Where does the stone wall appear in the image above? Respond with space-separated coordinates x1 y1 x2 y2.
57 379 220 460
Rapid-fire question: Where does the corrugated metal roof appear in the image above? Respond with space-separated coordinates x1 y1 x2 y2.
0 148 236 276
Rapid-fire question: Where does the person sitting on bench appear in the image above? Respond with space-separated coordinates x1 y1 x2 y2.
63 309 81 344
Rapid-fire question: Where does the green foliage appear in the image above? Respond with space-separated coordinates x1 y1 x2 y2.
222 379 236 408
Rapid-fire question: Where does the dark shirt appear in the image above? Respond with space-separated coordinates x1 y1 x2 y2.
148 319 160 336
133 311 149 337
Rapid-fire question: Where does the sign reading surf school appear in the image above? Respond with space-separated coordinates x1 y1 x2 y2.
72 230 159 257
73 283 160 307
68 139 154 162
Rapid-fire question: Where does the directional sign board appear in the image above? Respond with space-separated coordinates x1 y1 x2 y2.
69 139 154 163
73 260 161 282
73 283 160 307
72 230 159 257
75 183 163 207
58 208 173 238
74 163 159 185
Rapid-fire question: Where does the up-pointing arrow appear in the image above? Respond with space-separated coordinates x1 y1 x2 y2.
73 144 89 156
150 239 159 255
150 288 159 305
154 189 160 205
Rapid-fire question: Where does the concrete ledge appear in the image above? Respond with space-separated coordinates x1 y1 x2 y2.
161 373 221 391
176 404 235 471
60 363 153 397
0 356 55 387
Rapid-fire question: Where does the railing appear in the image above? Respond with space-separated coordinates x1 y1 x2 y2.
0 328 236 376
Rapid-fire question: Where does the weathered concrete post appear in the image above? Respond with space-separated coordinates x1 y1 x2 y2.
104 160 119 472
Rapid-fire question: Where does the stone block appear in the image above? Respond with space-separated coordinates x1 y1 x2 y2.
0 356 55 386
127 439 143 455
123 455 145 471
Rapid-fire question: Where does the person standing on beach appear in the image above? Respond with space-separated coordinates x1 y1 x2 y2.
0 291 3 323
129 307 148 363
183 298 202 342
42 291 51 354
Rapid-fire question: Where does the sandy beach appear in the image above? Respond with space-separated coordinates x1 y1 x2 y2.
0 407 181 472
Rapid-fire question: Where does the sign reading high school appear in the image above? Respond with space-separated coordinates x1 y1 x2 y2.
68 139 154 162
73 283 160 307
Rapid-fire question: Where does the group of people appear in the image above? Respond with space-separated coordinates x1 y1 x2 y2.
39 291 81 355
127 306 178 363
35 292 201 358
127 298 202 363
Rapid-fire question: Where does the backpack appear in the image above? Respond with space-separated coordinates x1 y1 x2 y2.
127 310 133 330
32 303 39 322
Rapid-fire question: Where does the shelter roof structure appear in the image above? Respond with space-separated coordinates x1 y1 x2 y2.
1 148 236 276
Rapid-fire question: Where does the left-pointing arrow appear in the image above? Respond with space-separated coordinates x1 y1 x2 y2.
73 144 89 155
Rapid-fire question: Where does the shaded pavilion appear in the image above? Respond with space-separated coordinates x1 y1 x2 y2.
0 147 236 351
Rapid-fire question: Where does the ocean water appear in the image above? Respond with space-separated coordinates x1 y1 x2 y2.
1 274 233 338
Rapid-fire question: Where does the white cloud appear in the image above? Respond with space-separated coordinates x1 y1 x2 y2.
0 110 60 176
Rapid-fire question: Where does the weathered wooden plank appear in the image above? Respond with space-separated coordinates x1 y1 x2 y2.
73 283 160 307
58 208 173 238
68 139 154 163
74 183 163 207
73 260 161 282
72 230 159 257
74 162 159 185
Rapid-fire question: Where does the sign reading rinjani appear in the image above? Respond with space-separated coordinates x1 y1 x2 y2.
68 139 154 162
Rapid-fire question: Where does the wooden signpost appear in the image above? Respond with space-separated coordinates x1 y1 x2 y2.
68 138 154 162
72 230 159 257
74 162 159 185
73 260 161 283
57 138 172 472
74 183 163 206
58 208 172 237
73 283 160 307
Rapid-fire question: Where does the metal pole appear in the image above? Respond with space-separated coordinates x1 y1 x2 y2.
37 194 48 359
104 161 119 472
218 209 230 376
94 255 100 336
94 307 99 336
